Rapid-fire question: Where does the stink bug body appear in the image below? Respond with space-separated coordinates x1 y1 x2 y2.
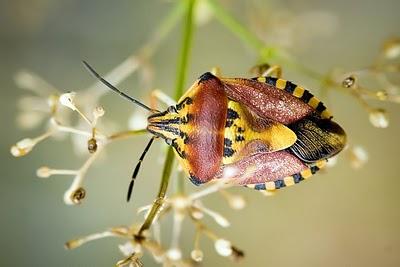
83 62 346 199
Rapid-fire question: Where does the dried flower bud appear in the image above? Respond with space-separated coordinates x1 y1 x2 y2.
10 138 35 157
369 108 389 128
87 138 98 153
59 92 77 111
342 76 356 88
214 239 232 257
37 166 51 178
65 238 84 250
64 187 86 205
230 246 245 261
166 248 182 261
376 91 388 101
72 187 86 204
116 253 143 267
383 38 400 59
191 249 204 262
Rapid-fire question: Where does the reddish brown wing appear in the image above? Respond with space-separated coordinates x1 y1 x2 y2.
221 77 346 163
216 148 308 185
221 77 314 125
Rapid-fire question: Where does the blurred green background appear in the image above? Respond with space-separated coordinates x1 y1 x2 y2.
1 0 400 266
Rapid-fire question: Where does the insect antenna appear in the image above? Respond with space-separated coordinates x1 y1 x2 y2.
82 60 156 112
127 136 156 202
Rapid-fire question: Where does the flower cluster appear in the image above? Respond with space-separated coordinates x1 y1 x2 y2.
326 38 400 128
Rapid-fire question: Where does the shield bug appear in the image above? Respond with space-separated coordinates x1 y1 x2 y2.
83 61 346 200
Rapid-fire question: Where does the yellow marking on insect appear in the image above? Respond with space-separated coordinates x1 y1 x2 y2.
316 160 327 169
257 77 266 83
266 182 276 190
283 176 295 186
293 86 305 98
223 101 297 165
321 109 333 119
308 97 320 109
300 169 313 179
276 79 287 90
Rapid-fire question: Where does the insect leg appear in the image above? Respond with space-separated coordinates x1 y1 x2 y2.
210 66 222 77
250 63 282 78
261 65 282 78
127 137 156 202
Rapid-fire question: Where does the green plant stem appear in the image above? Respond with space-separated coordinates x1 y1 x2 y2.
137 0 196 236
137 147 175 235
174 0 196 193
174 0 196 100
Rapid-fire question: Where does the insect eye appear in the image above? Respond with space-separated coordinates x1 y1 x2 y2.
167 106 177 113
165 138 174 146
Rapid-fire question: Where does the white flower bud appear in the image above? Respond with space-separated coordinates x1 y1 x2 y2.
128 110 147 130
191 209 204 220
37 166 51 178
14 71 36 89
214 213 230 228
350 146 368 169
214 239 232 257
166 248 182 261
118 241 136 256
17 112 43 129
195 0 213 26
383 38 400 59
59 92 77 111
93 106 105 118
222 166 239 179
229 195 246 210
369 108 389 128
326 156 338 168
10 138 35 157
191 249 204 262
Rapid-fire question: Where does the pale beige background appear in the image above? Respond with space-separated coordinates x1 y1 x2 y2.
1 0 399 266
